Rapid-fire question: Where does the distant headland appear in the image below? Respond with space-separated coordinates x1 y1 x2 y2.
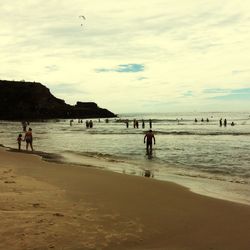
0 80 116 120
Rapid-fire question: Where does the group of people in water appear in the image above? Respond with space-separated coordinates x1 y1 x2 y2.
70 119 96 128
125 119 152 129
17 121 34 151
219 118 235 127
17 116 237 155
85 120 93 128
194 117 235 127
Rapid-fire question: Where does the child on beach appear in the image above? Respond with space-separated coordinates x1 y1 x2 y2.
17 133 23 150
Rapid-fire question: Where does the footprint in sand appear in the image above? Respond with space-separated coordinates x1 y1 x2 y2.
4 180 16 184
32 203 41 208
53 213 64 217
3 169 12 174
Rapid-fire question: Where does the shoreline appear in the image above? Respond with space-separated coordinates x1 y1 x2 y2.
3 144 250 206
0 147 250 249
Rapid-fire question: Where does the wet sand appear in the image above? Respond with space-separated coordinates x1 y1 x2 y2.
0 147 250 250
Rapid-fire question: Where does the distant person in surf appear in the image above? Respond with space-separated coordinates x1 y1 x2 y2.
21 121 27 132
89 120 93 128
142 119 145 129
24 128 34 151
224 119 227 127
144 130 156 155
219 118 223 127
86 120 89 128
149 119 152 128
125 119 129 128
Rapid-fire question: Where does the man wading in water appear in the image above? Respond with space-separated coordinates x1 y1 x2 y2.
144 130 156 156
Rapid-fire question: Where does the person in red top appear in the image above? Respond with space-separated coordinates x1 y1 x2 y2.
144 130 156 155
24 128 34 151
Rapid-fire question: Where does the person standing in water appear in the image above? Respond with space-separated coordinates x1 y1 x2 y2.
125 119 129 128
224 118 227 127
149 119 152 128
24 128 34 151
219 118 223 127
142 119 145 129
144 130 156 155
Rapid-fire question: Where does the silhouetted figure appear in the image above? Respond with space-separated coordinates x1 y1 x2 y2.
90 120 94 128
133 119 136 128
125 120 129 128
149 119 152 128
142 119 145 129
17 134 22 151
24 128 33 151
219 118 222 127
105 118 109 123
195 118 198 122
144 170 151 178
22 121 27 132
231 122 235 126
144 130 156 155
70 119 73 126
86 120 89 128
201 118 204 122
136 120 139 128
224 119 227 127
206 118 209 122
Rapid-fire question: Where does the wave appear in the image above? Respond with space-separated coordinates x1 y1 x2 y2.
155 131 250 136
63 150 127 163
72 130 250 136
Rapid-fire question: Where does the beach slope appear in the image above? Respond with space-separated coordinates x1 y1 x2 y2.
0 148 249 250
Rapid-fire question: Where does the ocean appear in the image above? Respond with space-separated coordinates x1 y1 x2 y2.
1 111 250 204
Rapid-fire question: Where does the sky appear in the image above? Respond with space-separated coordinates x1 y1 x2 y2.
1 0 250 113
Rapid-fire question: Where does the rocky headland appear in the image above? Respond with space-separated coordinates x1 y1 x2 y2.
0 80 116 120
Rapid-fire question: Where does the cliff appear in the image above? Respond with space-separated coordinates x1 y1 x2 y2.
0 80 116 120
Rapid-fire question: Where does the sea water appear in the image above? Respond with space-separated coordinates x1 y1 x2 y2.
0 111 250 204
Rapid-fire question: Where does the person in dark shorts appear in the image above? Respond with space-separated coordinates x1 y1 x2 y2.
144 130 156 155
24 128 34 151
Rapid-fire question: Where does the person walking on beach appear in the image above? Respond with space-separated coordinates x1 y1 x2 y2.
144 130 156 155
17 134 23 151
24 128 34 151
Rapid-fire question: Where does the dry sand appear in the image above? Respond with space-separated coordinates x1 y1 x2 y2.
0 147 250 250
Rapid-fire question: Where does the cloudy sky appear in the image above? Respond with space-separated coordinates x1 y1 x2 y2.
1 0 250 113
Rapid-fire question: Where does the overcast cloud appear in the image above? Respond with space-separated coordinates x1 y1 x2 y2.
1 0 250 113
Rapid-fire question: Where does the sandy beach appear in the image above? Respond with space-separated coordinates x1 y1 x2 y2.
0 147 250 250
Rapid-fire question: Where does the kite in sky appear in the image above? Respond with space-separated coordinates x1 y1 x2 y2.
79 15 86 26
